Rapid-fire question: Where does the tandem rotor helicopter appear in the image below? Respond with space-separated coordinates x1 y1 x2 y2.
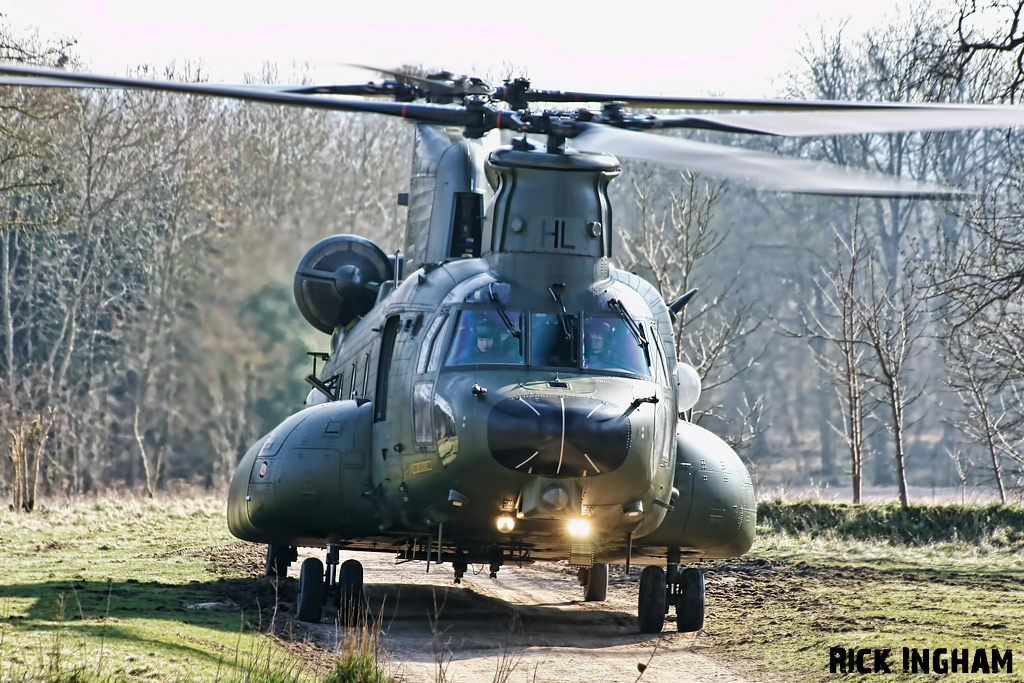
4 60 1024 634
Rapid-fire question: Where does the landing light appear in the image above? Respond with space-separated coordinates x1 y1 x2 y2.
496 516 516 533
567 519 591 537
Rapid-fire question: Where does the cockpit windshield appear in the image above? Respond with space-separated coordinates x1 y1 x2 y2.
583 316 651 376
446 309 524 366
530 313 578 368
443 308 654 377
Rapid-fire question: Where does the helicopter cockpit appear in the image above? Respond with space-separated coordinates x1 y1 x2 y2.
443 307 658 378
446 311 524 365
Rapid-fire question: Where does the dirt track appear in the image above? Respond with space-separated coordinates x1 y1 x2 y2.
260 548 759 683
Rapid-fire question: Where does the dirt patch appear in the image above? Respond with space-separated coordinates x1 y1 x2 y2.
203 542 760 683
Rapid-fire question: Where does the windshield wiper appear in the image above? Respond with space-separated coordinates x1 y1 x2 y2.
549 284 573 339
608 298 651 367
488 282 521 338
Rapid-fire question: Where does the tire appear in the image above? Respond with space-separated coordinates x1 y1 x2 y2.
583 563 608 602
338 559 364 626
676 567 705 632
637 566 666 634
264 544 292 578
297 558 324 623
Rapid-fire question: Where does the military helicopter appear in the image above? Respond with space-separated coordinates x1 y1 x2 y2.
4 62 1024 635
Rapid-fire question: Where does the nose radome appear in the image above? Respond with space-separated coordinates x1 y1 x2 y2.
487 396 631 477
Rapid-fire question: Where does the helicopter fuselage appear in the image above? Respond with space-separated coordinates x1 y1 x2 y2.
227 140 755 571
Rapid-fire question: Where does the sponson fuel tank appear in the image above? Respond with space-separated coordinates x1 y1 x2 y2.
628 420 756 561
227 400 377 546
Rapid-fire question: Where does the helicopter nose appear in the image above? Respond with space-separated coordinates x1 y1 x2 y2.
487 396 630 477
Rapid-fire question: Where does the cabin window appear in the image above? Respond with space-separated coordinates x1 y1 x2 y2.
413 382 433 443
582 316 652 377
650 328 670 386
349 363 357 398
362 352 370 396
374 316 401 422
445 309 524 366
418 313 448 374
434 393 459 466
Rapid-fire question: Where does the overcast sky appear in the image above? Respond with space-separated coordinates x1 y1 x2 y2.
8 0 949 97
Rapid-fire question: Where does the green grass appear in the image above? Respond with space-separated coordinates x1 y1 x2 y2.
0 495 369 682
5 495 1023 682
701 501 1024 681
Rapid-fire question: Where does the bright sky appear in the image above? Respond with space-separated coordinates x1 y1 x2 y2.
8 0 950 97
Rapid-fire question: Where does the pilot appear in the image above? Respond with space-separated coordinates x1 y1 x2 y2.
475 320 497 353
474 319 518 363
584 320 615 370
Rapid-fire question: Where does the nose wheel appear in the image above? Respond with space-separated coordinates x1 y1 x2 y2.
674 566 705 632
296 557 324 623
295 553 366 625
637 566 667 633
636 562 705 633
338 559 365 626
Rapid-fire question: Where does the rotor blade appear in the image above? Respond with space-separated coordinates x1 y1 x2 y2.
633 106 1024 137
284 82 409 97
0 75 314 93
0 63 480 126
0 75 117 89
526 89 1024 124
523 91 959 110
571 123 958 198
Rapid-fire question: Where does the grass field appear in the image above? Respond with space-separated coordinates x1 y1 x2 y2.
0 496 339 682
1 495 1022 682
702 501 1024 682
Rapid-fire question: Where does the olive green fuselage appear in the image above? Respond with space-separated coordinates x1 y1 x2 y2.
228 142 755 566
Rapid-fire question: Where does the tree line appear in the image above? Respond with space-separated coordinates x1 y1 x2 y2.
0 25 409 508
2 3 1023 508
616 3 1024 505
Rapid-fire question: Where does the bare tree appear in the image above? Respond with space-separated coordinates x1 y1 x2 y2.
7 408 55 511
860 258 927 508
786 210 927 507
943 329 1019 502
0 22 77 502
955 0 1024 98
620 169 765 449
787 222 873 503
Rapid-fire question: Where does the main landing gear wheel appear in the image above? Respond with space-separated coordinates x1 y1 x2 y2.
264 544 296 578
637 565 667 634
581 563 608 602
675 567 705 632
297 557 324 623
338 559 364 626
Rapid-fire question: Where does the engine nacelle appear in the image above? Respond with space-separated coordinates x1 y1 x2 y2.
293 234 394 333
227 400 378 545
636 421 756 559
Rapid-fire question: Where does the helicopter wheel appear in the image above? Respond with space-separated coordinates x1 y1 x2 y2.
582 563 608 602
297 558 324 623
338 559 364 626
675 567 705 632
264 544 296 579
637 566 666 634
